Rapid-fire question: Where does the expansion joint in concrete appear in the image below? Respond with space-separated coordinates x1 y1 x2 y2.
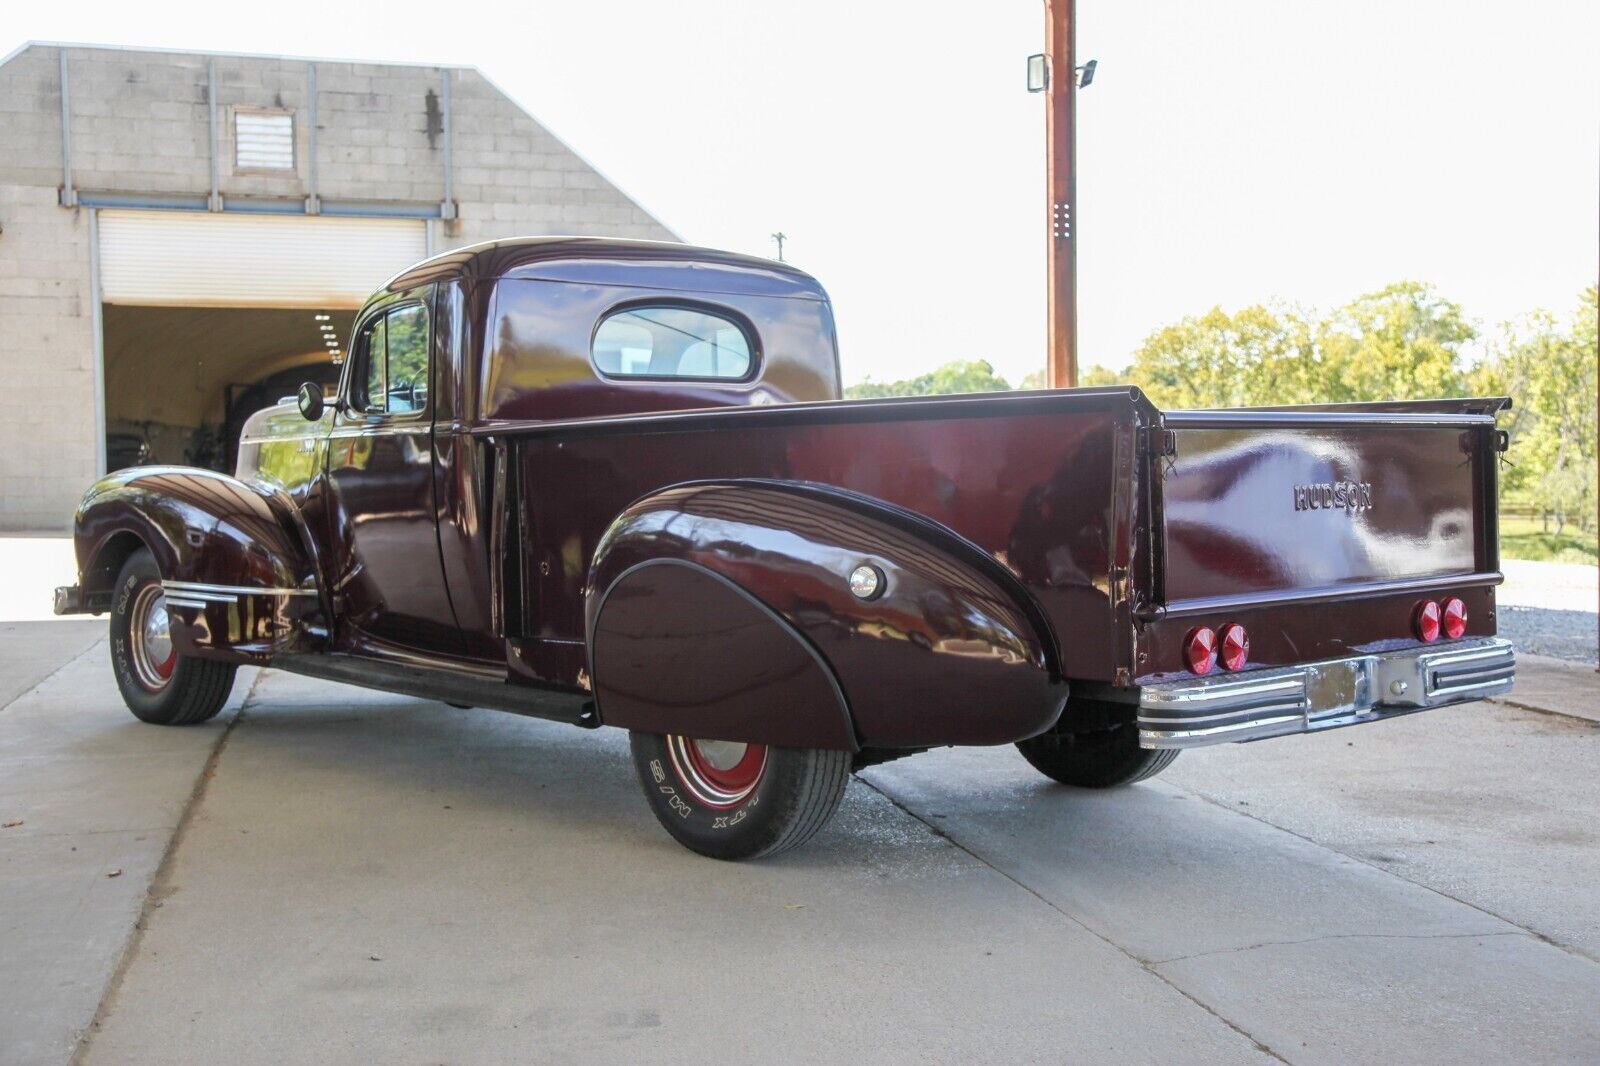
855 775 1291 1064
1149 929 1533 967
68 668 265 1066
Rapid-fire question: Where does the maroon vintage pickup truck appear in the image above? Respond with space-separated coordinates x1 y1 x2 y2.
57 237 1515 859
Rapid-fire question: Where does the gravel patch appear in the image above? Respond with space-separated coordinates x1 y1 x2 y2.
1500 606 1599 666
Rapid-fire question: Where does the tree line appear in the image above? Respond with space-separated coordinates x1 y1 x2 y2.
844 282 1597 533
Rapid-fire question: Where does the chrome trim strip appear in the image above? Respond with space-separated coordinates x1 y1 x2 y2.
1148 572 1503 620
1433 669 1516 694
1422 642 1515 673
327 423 430 439
1139 675 1305 708
162 596 214 610
1138 702 1306 727
1139 638 1514 750
241 423 431 446
1144 714 1312 747
161 589 237 604
1162 410 1499 428
239 433 324 446
162 580 318 598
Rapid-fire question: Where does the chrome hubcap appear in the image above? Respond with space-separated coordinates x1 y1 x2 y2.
691 739 748 772
129 583 176 691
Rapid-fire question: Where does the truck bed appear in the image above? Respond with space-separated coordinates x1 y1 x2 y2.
480 388 1508 690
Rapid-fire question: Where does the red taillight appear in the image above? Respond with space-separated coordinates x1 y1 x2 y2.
1413 600 1441 642
1184 626 1218 675
1442 597 1467 639
1219 623 1250 671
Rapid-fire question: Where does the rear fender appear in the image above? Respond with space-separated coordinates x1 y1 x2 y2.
74 466 323 663
585 479 1066 750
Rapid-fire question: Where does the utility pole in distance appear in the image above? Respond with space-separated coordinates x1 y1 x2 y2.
1040 0 1078 388
771 232 787 262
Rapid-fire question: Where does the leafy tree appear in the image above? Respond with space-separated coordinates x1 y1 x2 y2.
1476 288 1596 532
1082 282 1472 411
1078 363 1122 388
1317 282 1471 402
1080 304 1320 409
846 359 1013 399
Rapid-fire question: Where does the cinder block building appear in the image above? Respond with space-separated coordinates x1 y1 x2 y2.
0 42 676 529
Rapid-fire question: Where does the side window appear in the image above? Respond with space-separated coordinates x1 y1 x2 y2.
351 302 429 415
384 305 429 414
592 305 754 381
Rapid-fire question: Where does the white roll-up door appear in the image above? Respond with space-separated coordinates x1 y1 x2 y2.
98 210 428 309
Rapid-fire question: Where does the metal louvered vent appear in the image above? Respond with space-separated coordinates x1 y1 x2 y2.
235 110 295 171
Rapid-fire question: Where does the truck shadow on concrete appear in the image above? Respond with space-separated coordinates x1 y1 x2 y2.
216 670 972 871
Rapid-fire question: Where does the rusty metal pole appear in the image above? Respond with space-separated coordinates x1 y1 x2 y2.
1045 0 1078 389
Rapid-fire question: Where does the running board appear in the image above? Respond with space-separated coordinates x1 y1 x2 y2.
271 653 597 727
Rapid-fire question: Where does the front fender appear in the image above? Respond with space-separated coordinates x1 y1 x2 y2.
74 466 322 662
586 480 1066 749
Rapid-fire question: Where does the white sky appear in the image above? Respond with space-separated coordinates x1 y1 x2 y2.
8 1 1598 386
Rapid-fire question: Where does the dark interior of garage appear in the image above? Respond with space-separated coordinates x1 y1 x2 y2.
102 305 355 473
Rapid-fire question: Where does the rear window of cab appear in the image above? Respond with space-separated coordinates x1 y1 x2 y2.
592 305 755 381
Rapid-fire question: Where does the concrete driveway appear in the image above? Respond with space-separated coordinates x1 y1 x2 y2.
3 624 1599 1065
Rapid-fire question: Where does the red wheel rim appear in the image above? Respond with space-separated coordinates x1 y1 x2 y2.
666 736 768 809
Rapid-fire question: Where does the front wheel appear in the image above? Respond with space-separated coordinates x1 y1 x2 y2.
629 732 850 860
110 549 237 726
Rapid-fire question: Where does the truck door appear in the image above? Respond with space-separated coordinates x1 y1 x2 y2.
323 285 463 657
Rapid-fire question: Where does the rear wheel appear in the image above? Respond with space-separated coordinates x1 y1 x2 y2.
110 549 236 726
1016 711 1178 788
629 732 850 860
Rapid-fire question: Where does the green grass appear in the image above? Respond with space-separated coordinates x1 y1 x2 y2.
1500 514 1598 565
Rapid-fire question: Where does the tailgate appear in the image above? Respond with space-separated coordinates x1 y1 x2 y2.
1154 408 1501 606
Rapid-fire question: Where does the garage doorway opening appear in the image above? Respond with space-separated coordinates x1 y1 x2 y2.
102 306 352 473
94 209 428 475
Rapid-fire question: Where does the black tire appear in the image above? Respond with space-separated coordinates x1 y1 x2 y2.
110 549 237 726
629 732 850 860
1016 715 1178 788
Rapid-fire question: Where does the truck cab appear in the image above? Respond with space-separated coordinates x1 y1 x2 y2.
234 238 843 667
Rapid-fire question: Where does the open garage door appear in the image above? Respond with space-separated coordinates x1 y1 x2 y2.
97 211 428 473
98 211 427 308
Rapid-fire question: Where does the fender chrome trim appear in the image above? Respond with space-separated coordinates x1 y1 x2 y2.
1138 637 1514 749
160 580 319 610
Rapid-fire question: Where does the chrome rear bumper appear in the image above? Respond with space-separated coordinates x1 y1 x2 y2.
1138 638 1514 749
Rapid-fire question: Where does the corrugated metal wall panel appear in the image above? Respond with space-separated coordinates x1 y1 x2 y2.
235 110 295 170
99 211 428 308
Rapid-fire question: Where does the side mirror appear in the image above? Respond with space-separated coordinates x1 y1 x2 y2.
296 382 325 422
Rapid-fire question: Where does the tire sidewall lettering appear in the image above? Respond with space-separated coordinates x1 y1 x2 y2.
111 572 143 690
